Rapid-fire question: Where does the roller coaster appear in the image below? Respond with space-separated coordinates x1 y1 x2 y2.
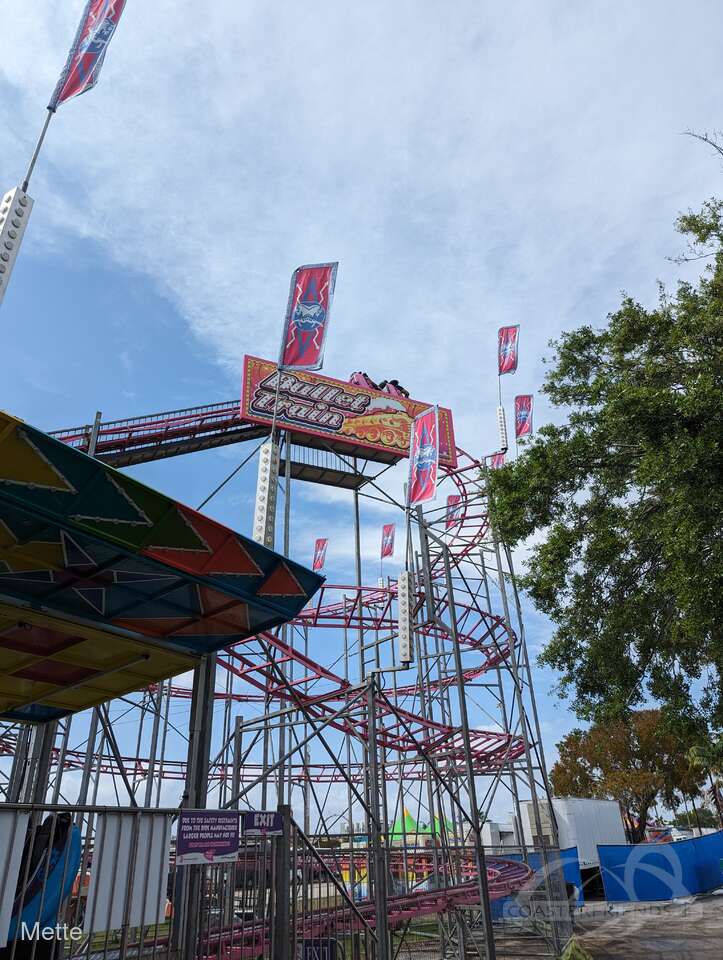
0 374 568 959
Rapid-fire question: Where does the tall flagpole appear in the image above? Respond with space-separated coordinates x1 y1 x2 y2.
22 109 55 193
0 109 51 310
2 3 128 311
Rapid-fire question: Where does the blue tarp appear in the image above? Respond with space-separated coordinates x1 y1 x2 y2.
490 846 584 919
598 830 723 901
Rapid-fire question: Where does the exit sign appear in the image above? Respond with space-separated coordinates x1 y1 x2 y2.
241 811 284 836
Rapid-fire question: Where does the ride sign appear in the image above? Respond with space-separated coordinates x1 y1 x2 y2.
241 356 456 467
241 811 284 836
176 810 240 864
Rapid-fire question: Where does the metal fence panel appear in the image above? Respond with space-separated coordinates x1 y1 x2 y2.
0 810 30 947
83 811 172 932
0 804 377 960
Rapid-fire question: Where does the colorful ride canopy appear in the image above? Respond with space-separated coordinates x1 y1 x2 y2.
0 411 323 722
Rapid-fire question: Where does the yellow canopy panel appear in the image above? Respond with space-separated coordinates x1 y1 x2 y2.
0 601 196 720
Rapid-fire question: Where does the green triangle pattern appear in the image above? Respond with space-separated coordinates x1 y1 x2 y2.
142 503 209 552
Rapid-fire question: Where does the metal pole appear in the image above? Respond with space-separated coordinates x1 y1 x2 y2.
480 548 527 855
76 709 99 806
277 439 292 804
342 600 357 909
75 414 104 812
442 546 497 960
218 658 233 807
303 625 312 835
231 714 243 806
174 653 216 958
22 109 54 192
367 676 390 960
271 804 292 960
97 705 138 806
487 494 569 951
143 684 164 807
22 721 57 805
87 409 103 456
7 725 32 802
154 679 172 807
51 716 72 803
353 479 375 910
504 543 553 781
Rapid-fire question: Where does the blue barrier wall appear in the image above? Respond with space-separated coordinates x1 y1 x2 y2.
490 846 584 919
598 830 723 901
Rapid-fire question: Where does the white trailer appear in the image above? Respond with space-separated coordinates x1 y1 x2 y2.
522 797 627 867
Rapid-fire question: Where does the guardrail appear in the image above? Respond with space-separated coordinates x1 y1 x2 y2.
0 804 377 960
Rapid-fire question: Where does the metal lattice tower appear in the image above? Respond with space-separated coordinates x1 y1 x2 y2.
0 399 572 959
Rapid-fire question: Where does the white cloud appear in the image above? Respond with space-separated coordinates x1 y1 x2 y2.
1 1 720 818
2 1 721 456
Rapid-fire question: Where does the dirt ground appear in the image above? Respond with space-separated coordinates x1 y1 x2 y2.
574 894 723 959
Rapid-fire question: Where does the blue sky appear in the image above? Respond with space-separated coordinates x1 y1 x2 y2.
1 1 722 819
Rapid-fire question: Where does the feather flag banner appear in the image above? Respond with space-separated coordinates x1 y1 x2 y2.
279 263 338 371
498 325 520 376
380 523 396 559
49 1 128 110
407 407 439 506
312 538 328 572
445 495 463 529
514 395 533 438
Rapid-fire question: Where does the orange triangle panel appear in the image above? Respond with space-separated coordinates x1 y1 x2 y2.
257 562 306 598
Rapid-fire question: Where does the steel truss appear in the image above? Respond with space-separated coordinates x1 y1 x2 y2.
0 399 572 959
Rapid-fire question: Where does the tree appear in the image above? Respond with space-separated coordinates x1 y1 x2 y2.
672 807 718 830
488 199 723 726
550 710 705 843
687 735 723 826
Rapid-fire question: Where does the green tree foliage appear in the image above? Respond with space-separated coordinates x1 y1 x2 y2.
687 735 723 824
550 710 705 843
488 201 723 725
672 807 718 830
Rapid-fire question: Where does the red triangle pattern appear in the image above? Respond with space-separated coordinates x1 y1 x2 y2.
113 617 196 637
199 585 239 616
171 602 249 637
144 506 262 578
207 534 263 577
257 562 306 598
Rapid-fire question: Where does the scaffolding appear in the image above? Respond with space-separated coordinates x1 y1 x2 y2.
0 399 572 960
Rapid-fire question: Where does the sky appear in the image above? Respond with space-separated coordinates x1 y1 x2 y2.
1 0 722 821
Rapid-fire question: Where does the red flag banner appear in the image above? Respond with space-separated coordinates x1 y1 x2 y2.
407 407 439 506
49 0 128 110
514 395 533 438
380 523 396 559
491 452 505 469
498 325 520 376
279 263 338 371
312 538 328 572
445 495 463 529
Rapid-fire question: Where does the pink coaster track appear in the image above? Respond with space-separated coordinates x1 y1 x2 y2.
46 404 532 918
